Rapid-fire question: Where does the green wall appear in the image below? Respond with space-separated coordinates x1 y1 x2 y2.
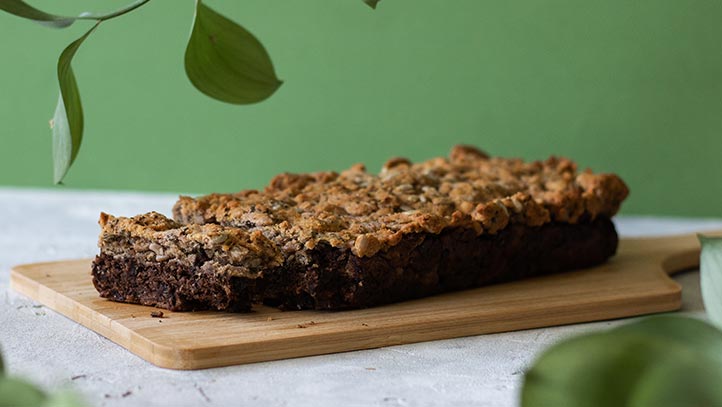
1 0 721 216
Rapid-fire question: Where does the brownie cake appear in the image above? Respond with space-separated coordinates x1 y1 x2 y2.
92 145 629 312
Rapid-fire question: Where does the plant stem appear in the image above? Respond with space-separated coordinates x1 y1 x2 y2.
77 0 152 22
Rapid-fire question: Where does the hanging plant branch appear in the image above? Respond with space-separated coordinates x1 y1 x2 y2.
83 0 152 21
0 0 379 183
0 0 151 28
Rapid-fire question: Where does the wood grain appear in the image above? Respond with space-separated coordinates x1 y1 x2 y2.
10 231 710 370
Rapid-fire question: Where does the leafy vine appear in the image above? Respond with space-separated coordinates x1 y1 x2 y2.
0 0 380 183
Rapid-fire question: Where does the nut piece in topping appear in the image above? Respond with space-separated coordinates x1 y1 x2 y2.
450 145 490 161
353 233 382 257
382 157 412 172
472 201 510 234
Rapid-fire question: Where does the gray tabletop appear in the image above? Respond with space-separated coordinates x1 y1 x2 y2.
1 188 721 407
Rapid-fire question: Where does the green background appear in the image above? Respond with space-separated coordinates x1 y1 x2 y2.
1 0 721 216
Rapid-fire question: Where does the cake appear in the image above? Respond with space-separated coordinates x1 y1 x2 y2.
92 145 628 311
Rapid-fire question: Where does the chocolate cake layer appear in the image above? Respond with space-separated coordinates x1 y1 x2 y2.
241 217 618 310
92 214 618 311
92 253 259 312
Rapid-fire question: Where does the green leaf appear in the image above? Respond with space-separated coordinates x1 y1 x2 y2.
363 0 381 9
184 0 282 104
0 0 76 28
0 376 46 407
52 22 99 184
700 235 722 328
627 354 722 407
41 390 87 407
521 316 722 407
615 315 722 361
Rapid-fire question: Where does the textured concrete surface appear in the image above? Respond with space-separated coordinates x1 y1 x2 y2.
1 188 720 407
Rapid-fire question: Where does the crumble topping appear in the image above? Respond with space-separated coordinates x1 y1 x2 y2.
98 212 282 277
171 145 628 257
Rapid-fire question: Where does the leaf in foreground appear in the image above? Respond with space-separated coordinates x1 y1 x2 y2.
185 0 282 104
700 235 722 328
42 389 88 407
52 22 99 184
0 376 46 406
363 0 381 9
0 0 76 28
521 316 722 407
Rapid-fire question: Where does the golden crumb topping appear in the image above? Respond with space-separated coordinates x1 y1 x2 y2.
98 211 283 276
172 145 628 257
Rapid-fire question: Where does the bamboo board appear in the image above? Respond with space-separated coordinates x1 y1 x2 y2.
10 231 707 370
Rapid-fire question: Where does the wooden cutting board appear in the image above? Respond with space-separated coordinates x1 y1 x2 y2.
10 231 708 370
